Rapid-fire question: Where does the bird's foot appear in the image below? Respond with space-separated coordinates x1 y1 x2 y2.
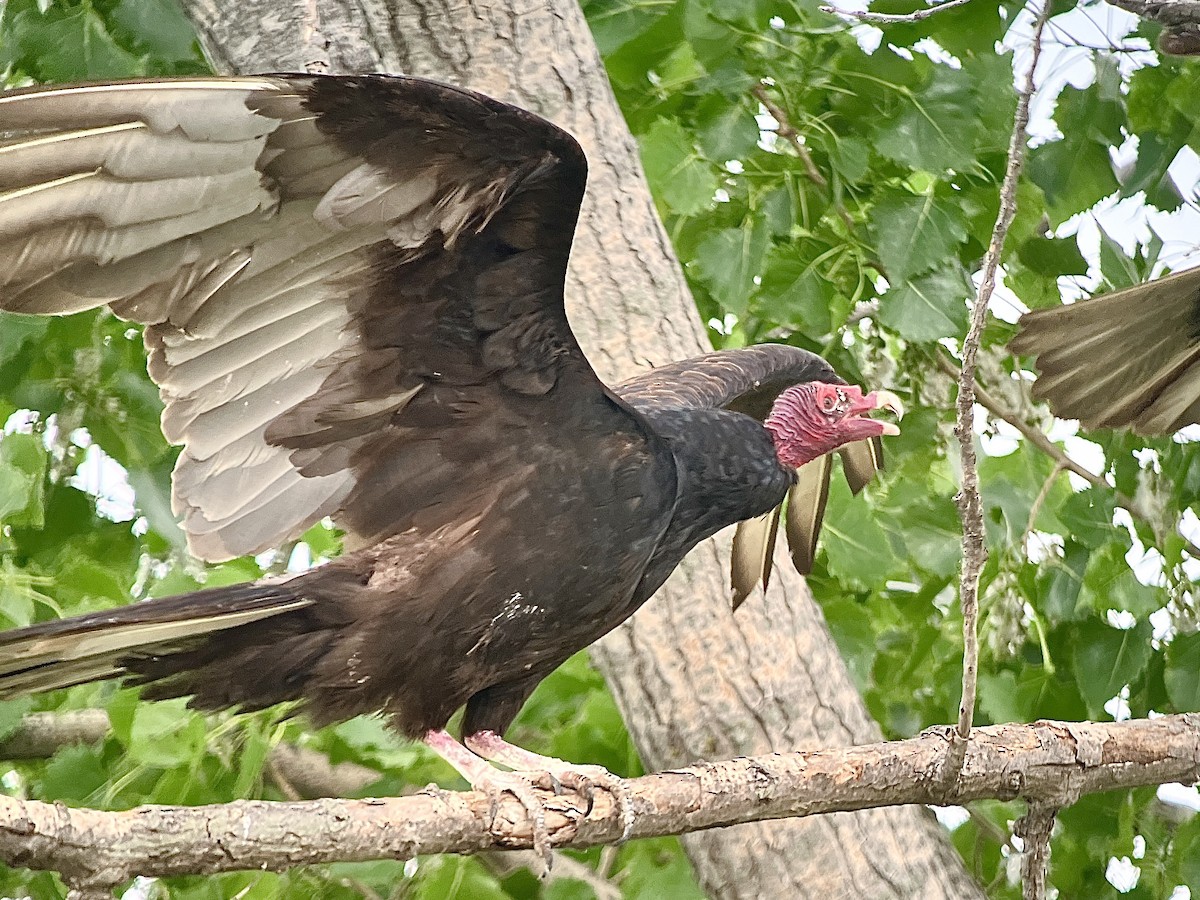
470 768 556 868
422 729 558 873
465 730 635 842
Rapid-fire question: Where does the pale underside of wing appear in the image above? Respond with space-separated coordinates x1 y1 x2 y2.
0 77 548 561
1010 266 1200 433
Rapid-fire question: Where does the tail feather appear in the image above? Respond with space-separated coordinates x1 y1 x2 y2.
0 582 312 700
1010 267 1200 433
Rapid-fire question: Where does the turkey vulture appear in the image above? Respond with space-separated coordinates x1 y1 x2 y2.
1010 265 1200 433
0 75 900 857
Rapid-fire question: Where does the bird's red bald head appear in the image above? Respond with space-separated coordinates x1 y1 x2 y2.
764 382 902 468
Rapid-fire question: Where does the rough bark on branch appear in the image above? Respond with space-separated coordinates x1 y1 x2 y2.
3 716 1198 891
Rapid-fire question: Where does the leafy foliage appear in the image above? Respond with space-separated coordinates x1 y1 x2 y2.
2 0 1199 897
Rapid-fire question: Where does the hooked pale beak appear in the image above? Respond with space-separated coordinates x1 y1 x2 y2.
852 389 904 436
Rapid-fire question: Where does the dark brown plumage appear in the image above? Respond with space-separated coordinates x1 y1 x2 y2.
1010 265 1200 434
0 75 900 853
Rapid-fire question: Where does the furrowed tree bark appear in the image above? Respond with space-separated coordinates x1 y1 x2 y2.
5 716 1198 890
182 1 979 895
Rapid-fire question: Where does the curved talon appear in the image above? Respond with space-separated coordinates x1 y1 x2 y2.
476 771 553 873
557 771 596 815
543 764 633 840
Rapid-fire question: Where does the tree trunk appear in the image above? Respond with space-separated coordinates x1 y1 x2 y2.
178 1 982 895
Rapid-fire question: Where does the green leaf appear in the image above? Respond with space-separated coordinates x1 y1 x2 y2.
1027 74 1126 225
691 219 770 315
0 698 33 742
877 265 970 342
1071 618 1154 718
1077 544 1164 620
639 118 719 216
109 0 203 64
872 66 984 173
38 744 110 804
871 190 969 283
126 698 208 768
820 479 898 587
757 245 840 337
583 0 676 55
1165 632 1200 712
1058 489 1119 550
696 100 759 161
6 5 143 80
0 432 48 528
1017 236 1088 277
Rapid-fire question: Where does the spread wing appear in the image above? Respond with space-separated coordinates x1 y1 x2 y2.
0 75 645 561
1010 265 1200 434
615 344 885 599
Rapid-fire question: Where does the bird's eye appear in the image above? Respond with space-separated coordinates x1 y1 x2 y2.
821 394 837 412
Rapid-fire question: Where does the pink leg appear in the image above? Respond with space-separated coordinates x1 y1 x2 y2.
464 729 635 841
422 729 555 868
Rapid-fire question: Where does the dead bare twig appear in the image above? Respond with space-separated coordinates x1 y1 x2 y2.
820 0 973 26
942 0 1050 794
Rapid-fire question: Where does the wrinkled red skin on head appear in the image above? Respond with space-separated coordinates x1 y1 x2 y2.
764 382 889 468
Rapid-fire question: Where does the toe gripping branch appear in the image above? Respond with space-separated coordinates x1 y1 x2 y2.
423 728 635 872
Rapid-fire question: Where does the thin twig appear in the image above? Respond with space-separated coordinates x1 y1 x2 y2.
942 1 1050 792
935 353 1200 561
967 804 1018 850
751 84 828 188
751 83 863 238
266 756 303 802
1014 803 1058 900
1024 462 1065 544
820 0 973 25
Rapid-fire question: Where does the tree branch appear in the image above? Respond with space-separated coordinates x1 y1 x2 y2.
0 711 380 798
819 0 973 25
1014 803 1058 900
3 716 1198 892
943 0 1049 790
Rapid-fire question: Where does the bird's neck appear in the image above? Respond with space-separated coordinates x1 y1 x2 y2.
632 408 793 602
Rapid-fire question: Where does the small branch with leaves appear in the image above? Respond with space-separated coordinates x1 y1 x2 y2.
2 715 1199 897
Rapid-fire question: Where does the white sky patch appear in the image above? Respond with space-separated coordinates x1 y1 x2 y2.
1106 608 1136 630
1158 782 1200 811
68 430 137 523
1150 607 1174 642
1025 530 1064 563
1104 685 1132 721
1106 855 1140 892
288 542 313 574
932 805 970 830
